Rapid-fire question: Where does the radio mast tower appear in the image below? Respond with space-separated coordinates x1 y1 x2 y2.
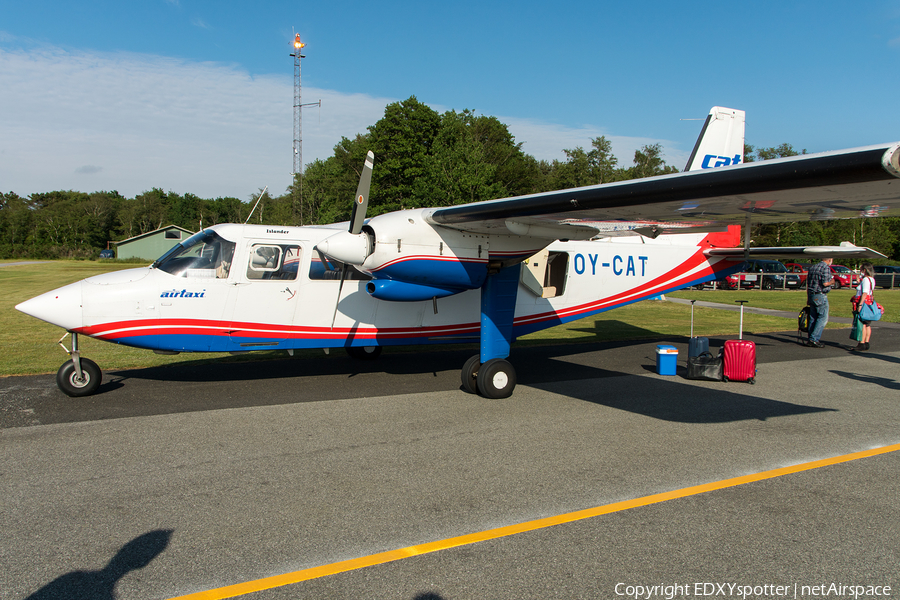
291 32 320 224
291 33 305 179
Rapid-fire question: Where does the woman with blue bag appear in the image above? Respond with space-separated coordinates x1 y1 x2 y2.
850 263 881 352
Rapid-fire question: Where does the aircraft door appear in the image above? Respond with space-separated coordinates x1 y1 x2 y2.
155 230 238 352
229 242 303 350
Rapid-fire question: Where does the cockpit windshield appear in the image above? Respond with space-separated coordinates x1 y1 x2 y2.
153 230 236 278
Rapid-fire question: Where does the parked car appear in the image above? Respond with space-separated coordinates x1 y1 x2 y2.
724 260 802 290
784 262 810 287
99 249 115 259
830 264 859 289
873 265 900 289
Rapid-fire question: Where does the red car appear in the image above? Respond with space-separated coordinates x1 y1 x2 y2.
784 262 809 287
830 264 859 289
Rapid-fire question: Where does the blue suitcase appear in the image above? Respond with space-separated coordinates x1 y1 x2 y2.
688 300 709 358
689 336 709 358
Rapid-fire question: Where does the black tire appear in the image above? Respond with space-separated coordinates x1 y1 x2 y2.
476 358 517 399
461 354 480 394
345 346 382 360
763 279 775 290
748 377 756 385
56 358 102 397
833 280 842 289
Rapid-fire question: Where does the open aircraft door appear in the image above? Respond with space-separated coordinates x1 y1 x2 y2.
521 249 568 300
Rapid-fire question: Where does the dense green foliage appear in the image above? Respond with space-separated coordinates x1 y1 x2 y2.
3 96 899 261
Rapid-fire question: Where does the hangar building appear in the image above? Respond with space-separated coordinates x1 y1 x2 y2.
115 225 194 261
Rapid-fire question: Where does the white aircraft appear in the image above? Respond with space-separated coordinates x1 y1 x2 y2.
16 107 900 398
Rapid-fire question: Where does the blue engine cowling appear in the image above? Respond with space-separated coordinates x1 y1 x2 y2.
366 279 466 302
370 256 487 289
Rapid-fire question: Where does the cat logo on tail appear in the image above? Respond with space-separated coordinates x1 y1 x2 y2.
683 106 746 171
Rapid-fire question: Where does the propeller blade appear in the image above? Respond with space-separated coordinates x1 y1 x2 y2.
316 248 335 272
349 151 375 235
330 150 375 329
331 263 350 330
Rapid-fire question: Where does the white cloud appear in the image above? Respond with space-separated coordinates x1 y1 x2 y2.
0 44 679 201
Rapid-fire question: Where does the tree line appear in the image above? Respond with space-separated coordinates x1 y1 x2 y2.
2 95 898 262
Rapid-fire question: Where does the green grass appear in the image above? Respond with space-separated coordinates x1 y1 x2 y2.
667 288 900 321
3 262 895 377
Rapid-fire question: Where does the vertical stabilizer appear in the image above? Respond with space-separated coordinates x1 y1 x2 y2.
684 107 746 171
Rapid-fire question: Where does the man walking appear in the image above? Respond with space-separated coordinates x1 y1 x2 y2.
806 257 834 347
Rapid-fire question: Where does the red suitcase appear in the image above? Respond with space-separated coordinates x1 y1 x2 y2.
723 339 756 383
723 300 756 384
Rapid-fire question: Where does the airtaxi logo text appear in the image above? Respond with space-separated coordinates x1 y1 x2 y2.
614 582 891 600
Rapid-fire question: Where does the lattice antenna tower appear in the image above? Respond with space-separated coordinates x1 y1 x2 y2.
291 31 321 225
291 33 305 179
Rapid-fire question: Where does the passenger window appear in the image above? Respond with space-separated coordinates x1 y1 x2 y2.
246 244 300 280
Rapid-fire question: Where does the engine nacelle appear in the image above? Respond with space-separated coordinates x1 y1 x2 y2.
366 279 464 302
360 209 489 291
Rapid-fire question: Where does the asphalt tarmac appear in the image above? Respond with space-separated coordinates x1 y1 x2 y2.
2 321 899 600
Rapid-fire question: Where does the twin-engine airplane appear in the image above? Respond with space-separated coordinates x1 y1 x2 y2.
16 107 900 398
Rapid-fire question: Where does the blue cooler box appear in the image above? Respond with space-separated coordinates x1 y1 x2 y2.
656 345 678 376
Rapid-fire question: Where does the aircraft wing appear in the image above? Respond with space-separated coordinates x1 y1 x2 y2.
425 143 900 239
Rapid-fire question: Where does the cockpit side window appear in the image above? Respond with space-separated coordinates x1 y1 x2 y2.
246 244 301 280
154 230 236 279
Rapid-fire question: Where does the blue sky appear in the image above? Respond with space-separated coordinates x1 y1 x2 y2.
2 0 899 201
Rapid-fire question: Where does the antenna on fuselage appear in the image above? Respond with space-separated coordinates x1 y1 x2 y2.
245 186 269 224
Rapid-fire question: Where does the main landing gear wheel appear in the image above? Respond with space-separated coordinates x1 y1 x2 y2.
345 346 383 360
56 358 102 397
475 358 517 399
461 354 481 394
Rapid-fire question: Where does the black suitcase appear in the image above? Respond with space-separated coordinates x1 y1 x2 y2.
686 350 724 381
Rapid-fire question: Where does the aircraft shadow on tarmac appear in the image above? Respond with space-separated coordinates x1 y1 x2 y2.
97 336 705 389
23 529 172 600
87 338 838 425
530 373 836 424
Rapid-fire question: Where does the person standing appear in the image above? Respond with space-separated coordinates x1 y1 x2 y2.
851 262 876 351
806 257 834 347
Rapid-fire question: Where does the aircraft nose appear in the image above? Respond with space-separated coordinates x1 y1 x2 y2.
15 280 84 331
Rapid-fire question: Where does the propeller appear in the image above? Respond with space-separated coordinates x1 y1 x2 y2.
349 151 374 235
315 151 375 328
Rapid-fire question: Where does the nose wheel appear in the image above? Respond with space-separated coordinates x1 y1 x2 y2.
57 357 102 397
56 333 102 397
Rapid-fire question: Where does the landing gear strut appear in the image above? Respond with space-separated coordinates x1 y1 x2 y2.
462 263 521 399
56 332 102 397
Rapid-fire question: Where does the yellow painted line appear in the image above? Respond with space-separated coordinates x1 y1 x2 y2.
168 442 900 600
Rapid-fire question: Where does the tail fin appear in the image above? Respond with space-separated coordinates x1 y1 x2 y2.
684 107 745 171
